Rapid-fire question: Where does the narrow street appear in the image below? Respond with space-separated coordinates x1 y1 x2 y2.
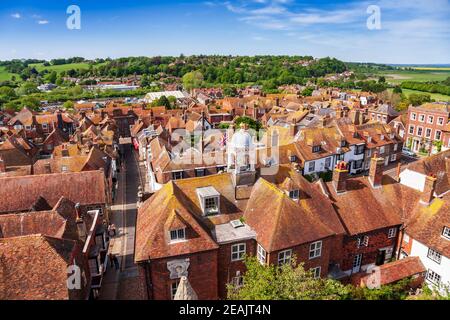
98 143 144 300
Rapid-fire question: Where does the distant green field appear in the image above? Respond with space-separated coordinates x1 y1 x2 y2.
0 66 19 81
388 88 450 102
379 69 450 84
28 62 92 72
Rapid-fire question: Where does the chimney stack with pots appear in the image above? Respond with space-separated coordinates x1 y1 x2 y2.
333 161 348 194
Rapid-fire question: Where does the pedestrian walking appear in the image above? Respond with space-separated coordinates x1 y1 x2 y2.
109 253 115 269
113 255 120 270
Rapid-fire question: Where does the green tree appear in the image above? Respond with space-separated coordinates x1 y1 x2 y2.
182 70 204 91
393 86 402 94
378 76 386 83
62 100 74 110
302 87 314 96
16 81 39 96
0 86 17 103
151 95 172 109
235 116 262 132
227 256 350 300
19 96 41 111
46 71 58 84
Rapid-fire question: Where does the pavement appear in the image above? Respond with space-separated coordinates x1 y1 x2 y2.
98 143 144 300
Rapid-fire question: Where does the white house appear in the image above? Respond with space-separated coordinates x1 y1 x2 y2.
400 233 450 293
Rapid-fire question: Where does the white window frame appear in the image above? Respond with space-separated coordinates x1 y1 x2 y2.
418 114 425 122
408 125 415 134
393 143 398 152
427 116 434 124
410 112 417 121
357 236 369 248
169 228 186 242
416 126 423 137
427 248 442 264
278 249 292 265
390 154 397 162
443 226 450 240
309 241 322 259
231 243 246 262
232 275 244 288
257 244 267 265
388 228 396 239
170 279 180 300
426 269 441 285
308 161 315 172
204 196 219 215
380 146 385 154
435 130 442 141
310 266 321 279
425 128 432 139
437 117 444 126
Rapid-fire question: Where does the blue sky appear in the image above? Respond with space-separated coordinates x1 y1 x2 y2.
0 0 449 63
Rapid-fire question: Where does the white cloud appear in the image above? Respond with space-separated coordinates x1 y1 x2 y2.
37 20 49 25
222 0 450 63
11 13 21 19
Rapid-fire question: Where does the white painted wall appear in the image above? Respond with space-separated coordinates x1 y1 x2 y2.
304 156 336 175
344 145 365 174
399 169 426 192
409 237 450 291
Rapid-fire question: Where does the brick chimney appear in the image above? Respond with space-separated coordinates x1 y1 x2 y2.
369 154 385 188
420 175 437 205
333 161 348 193
290 118 298 137
0 156 6 173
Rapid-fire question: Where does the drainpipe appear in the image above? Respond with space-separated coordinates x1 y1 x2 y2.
396 226 405 260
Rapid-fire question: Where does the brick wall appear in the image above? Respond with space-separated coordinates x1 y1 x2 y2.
217 239 256 299
149 250 219 300
341 226 399 271
267 236 334 278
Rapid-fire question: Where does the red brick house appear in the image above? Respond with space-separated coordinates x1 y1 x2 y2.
405 102 449 154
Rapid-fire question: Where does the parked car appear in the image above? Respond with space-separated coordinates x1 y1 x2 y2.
402 148 416 157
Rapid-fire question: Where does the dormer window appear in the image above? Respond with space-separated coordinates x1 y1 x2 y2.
312 145 321 153
205 197 219 215
443 226 450 240
289 155 297 162
289 189 300 200
170 228 185 242
197 186 220 216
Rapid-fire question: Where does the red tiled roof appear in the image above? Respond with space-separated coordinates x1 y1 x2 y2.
0 170 107 213
0 234 89 300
